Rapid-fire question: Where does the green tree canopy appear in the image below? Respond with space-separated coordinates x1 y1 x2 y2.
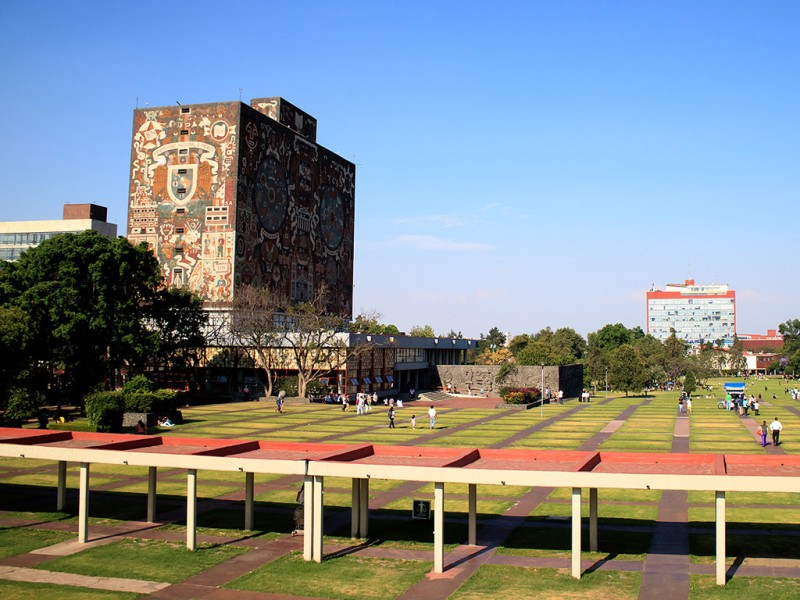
608 343 647 396
409 324 436 338
0 231 206 404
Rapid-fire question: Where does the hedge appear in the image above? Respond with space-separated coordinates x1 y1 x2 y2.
85 391 125 432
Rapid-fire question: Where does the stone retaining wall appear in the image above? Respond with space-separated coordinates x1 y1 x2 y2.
430 364 583 399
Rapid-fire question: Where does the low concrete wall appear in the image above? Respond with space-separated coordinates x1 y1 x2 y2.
431 364 583 399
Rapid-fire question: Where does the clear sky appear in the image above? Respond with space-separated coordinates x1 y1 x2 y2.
1 1 797 339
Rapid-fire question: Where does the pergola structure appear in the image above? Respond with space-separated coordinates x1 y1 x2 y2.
2 427 799 586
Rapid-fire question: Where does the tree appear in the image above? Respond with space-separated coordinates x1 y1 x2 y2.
349 310 399 335
281 285 370 398
728 336 747 375
683 371 697 396
228 285 287 397
779 319 800 375
147 287 207 391
587 323 644 353
0 231 207 404
662 329 689 383
551 327 587 361
517 340 573 366
633 334 666 391
507 333 531 356
608 344 647 396
0 232 165 403
409 324 436 338
0 306 33 414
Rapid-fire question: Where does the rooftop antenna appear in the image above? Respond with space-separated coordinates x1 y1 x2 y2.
176 101 182 105
135 96 138 109
239 88 243 101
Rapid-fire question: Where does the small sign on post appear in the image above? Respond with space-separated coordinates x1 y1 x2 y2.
412 499 431 520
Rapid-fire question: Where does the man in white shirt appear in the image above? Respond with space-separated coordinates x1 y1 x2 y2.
427 405 437 429
770 417 783 446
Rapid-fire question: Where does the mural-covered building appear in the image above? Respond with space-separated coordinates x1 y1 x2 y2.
127 97 355 317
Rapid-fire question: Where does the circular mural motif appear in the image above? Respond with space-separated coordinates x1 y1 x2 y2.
318 187 345 251
254 157 288 234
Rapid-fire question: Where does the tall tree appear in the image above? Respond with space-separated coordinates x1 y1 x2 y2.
228 285 287 397
0 232 164 402
281 285 370 398
608 344 647 396
728 335 747 375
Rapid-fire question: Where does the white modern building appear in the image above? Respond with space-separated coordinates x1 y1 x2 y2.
646 279 736 346
0 204 118 262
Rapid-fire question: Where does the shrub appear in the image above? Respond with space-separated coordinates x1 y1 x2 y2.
123 389 177 414
3 388 43 425
500 386 541 405
85 391 125 432
275 376 298 397
123 375 155 395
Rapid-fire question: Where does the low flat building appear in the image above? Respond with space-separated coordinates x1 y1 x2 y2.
0 203 118 262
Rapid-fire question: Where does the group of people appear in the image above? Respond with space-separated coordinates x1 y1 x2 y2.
542 387 565 405
757 418 783 447
388 404 437 429
724 393 761 416
788 387 800 401
678 391 693 413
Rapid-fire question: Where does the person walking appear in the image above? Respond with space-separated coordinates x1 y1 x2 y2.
276 389 286 413
558 389 564 405
685 396 692 414
388 406 396 429
428 405 437 429
759 420 769 447
411 414 416 429
770 417 783 446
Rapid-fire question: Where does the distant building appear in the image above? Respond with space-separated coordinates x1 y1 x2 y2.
0 203 117 262
646 279 736 346
127 96 355 317
738 330 784 352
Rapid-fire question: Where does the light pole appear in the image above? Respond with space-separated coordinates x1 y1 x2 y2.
605 368 608 398
541 365 545 418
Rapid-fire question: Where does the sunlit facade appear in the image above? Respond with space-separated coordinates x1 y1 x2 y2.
646 279 736 346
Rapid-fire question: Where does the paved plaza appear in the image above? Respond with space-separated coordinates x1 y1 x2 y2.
2 384 800 599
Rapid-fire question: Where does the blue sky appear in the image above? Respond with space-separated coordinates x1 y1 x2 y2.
1 1 797 339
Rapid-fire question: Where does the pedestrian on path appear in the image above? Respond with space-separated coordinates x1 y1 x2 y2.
388 406 396 428
558 389 564 405
770 417 783 446
428 405 437 429
758 420 768 447
685 397 692 414
411 414 416 429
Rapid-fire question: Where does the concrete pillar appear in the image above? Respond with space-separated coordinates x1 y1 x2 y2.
244 472 254 531
147 466 157 523
78 462 89 543
716 491 726 586
571 487 582 579
589 487 598 552
56 461 67 512
187 469 197 551
434 482 445 573
468 483 477 545
359 478 369 538
351 478 360 538
312 475 324 563
303 475 313 561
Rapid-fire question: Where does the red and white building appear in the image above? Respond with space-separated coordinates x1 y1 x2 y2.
646 280 736 346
